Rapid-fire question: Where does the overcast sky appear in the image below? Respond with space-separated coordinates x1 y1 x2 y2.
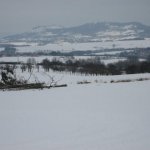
0 0 150 34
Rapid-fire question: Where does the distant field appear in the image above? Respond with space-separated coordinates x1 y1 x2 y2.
11 38 150 53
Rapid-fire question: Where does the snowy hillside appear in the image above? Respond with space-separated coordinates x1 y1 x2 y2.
2 22 150 43
1 22 150 54
0 75 150 150
14 38 150 53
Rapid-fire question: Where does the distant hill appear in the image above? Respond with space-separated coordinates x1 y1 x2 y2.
2 22 150 44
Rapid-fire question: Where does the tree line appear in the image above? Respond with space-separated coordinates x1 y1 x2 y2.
41 56 150 75
1 56 150 76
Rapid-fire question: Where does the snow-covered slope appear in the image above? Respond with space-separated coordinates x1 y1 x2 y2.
1 22 150 53
2 22 150 43
0 77 150 150
15 38 150 53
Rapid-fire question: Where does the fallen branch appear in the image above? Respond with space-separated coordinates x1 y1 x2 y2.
0 83 67 91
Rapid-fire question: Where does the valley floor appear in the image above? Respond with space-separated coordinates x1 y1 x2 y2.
0 75 150 150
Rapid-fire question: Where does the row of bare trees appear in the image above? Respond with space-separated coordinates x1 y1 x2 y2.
16 56 150 75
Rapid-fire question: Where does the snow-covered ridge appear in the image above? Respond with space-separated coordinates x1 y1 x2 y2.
32 25 64 32
2 22 150 44
1 22 150 53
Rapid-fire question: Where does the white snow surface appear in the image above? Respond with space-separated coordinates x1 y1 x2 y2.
0 73 150 150
10 38 150 53
0 47 4 52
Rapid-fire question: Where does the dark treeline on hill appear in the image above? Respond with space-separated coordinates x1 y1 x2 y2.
40 56 150 75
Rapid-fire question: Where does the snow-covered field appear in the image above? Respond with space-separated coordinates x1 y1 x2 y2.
15 70 150 86
6 38 150 53
0 56 126 65
0 72 150 150
0 48 4 52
